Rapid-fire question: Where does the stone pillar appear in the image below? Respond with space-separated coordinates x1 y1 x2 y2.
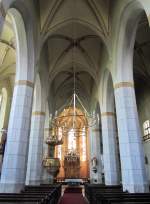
114 81 149 192
26 111 45 185
0 80 34 193
89 124 102 183
42 128 52 184
101 112 120 185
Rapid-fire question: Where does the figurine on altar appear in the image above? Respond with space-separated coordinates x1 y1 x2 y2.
91 156 97 173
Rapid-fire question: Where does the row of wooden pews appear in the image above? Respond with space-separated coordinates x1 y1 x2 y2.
85 183 150 204
85 184 122 204
0 184 61 203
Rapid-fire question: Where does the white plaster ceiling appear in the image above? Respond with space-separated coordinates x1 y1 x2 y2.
39 0 111 111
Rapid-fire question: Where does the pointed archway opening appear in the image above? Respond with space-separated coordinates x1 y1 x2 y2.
54 107 90 180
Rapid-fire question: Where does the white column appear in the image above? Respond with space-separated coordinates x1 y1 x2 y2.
41 128 52 184
101 112 120 185
89 124 102 183
0 82 33 193
41 103 52 184
26 111 45 185
114 82 149 192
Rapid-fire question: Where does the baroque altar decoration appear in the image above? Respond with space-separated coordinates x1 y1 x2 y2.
64 150 80 178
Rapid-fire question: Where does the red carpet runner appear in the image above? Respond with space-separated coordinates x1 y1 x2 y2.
59 187 87 204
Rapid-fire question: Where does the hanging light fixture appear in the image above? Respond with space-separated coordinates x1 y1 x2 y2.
51 69 98 136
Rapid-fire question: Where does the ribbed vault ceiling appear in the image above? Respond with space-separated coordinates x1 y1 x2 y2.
39 0 111 111
38 0 150 111
0 0 150 111
0 14 16 91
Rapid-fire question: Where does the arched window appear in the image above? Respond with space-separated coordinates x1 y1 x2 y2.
81 127 86 161
58 127 62 140
68 129 76 151
0 94 2 112
57 128 62 159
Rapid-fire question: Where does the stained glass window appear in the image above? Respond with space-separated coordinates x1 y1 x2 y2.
57 128 62 159
68 129 76 151
81 127 86 161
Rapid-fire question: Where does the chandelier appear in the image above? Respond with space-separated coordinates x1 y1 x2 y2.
50 66 98 137
45 127 63 146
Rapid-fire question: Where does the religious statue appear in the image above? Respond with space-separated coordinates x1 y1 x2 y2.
91 156 97 173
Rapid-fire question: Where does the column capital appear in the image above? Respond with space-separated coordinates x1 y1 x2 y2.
92 128 100 132
101 112 115 117
32 111 45 116
15 80 34 88
114 81 134 89
44 128 51 131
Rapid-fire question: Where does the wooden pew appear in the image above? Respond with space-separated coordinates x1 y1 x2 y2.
106 197 150 204
85 183 150 204
0 184 61 204
94 192 150 204
84 184 122 204
0 197 45 203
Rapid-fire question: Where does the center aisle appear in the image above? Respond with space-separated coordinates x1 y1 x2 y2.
59 187 88 204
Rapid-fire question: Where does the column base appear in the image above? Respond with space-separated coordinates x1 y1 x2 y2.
105 171 120 185
0 183 24 193
123 183 149 193
41 174 53 184
26 180 41 186
90 172 102 184
41 169 53 184
41 179 53 184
